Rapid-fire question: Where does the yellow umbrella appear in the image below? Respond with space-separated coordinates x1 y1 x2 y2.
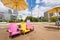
1 0 28 11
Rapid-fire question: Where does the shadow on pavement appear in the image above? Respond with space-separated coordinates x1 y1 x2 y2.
44 26 60 31
9 34 21 39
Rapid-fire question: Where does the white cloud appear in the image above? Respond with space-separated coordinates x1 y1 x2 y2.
18 9 31 16
18 9 31 20
0 2 8 12
18 5 52 18
32 5 39 17
36 0 40 3
32 5 51 17
43 0 60 4
42 0 60 7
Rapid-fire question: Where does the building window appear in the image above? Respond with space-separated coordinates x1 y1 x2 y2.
11 15 17 20
0 14 3 19
13 10 18 14
59 12 60 15
50 13 53 17
8 9 12 14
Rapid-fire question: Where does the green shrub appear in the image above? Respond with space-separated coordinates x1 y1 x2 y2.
41 18 48 22
15 19 23 23
25 16 32 22
9 19 24 23
32 17 40 22
9 20 15 22
50 16 57 22
0 20 7 22
25 16 40 22
0 20 2 22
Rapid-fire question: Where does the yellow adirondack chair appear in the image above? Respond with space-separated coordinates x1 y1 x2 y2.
20 22 30 34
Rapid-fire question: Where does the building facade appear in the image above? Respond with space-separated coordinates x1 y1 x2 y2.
44 6 60 22
0 9 18 20
11 10 18 20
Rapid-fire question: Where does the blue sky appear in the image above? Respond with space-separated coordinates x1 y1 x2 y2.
21 0 60 19
26 0 36 11
0 0 60 19
26 0 60 11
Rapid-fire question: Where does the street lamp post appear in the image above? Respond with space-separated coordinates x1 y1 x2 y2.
31 0 32 22
36 0 40 22
38 5 39 18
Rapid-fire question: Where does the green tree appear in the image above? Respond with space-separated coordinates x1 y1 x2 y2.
25 16 40 22
41 18 48 22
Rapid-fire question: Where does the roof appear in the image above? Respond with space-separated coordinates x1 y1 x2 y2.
47 6 60 14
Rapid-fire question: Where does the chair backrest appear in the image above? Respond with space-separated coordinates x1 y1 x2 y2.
26 21 31 29
20 22 26 30
9 23 18 32
26 22 30 26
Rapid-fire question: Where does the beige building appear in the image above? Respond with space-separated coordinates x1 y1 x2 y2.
44 6 60 22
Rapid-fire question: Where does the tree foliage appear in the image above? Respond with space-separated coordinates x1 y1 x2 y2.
25 16 40 22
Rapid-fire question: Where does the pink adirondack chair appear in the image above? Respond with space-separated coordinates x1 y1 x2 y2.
26 21 34 31
8 23 21 37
